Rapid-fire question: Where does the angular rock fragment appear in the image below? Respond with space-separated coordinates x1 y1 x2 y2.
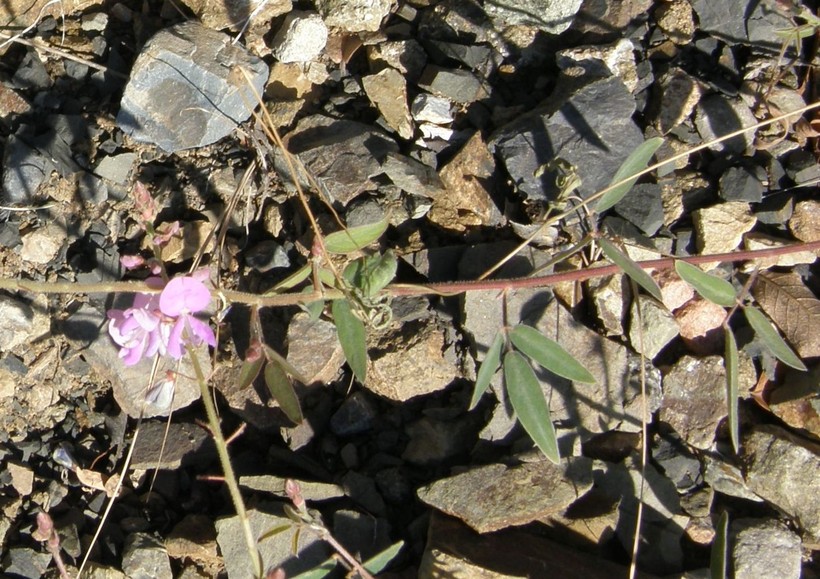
130 421 213 470
122 533 172 579
491 76 643 203
418 457 592 533
731 519 802 579
177 0 291 31
362 68 414 138
117 22 268 152
410 93 453 124
280 115 399 205
693 202 756 267
768 364 820 441
694 95 758 154
417 65 487 104
270 11 328 63
381 152 445 198
317 0 392 32
628 296 679 359
556 39 638 92
485 0 583 35
691 0 792 45
286 312 345 385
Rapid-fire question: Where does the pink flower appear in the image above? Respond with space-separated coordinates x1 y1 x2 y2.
158 276 216 359
107 290 167 366
107 275 215 365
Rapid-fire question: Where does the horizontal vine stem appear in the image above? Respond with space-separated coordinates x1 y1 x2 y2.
0 240 817 305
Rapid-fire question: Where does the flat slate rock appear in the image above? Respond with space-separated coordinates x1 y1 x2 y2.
117 21 268 153
490 76 643 203
417 457 592 533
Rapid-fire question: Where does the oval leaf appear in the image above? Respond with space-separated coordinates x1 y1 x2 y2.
470 332 505 411
504 351 560 464
724 329 740 454
364 541 405 574
509 325 596 384
237 355 264 391
744 305 807 371
598 238 663 301
597 137 664 212
675 261 737 307
324 217 389 254
332 299 368 383
265 361 303 424
710 512 729 579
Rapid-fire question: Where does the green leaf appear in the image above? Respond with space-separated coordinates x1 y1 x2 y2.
710 512 729 579
363 541 405 574
743 305 807 371
504 351 560 463
343 251 398 297
264 360 304 424
270 263 312 292
332 299 368 383
291 560 338 579
597 137 664 212
598 238 663 301
324 217 389 254
470 332 505 411
257 523 292 543
724 329 740 454
237 353 264 391
509 325 596 384
263 345 309 385
675 261 738 307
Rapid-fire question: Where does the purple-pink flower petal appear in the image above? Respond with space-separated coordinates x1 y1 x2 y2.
159 277 211 316
186 316 216 348
166 316 186 359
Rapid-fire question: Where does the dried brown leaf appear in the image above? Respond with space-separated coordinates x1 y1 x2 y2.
752 272 820 358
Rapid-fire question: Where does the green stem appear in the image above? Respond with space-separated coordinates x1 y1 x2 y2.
187 345 263 577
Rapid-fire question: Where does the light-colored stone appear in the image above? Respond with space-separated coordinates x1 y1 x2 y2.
742 232 819 270
789 199 820 242
177 0 291 31
122 533 172 579
693 202 756 269
486 0 584 35
656 268 695 311
655 0 696 44
362 68 414 139
418 457 592 533
21 223 65 264
410 93 453 125
7 463 33 496
589 274 628 336
731 519 802 579
428 132 501 231
0 295 35 351
317 0 392 32
556 39 638 92
629 295 679 359
675 298 726 355
271 12 327 63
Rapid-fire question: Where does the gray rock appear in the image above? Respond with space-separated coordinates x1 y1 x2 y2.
691 0 793 46
239 476 344 501
556 39 638 92
719 165 765 203
743 424 820 537
345 196 387 228
628 296 679 359
694 95 758 154
731 519 801 579
656 70 703 134
332 510 391 561
0 295 36 352
594 458 688 574
485 0 584 35
280 115 399 206
117 22 268 153
2 547 51 578
614 183 665 236
367 40 427 82
286 312 344 385
381 152 445 198
271 12 327 63
653 436 702 492
130 421 213 470
362 68 414 138
660 355 754 450
425 41 495 76
589 274 628 335
417 65 486 105
121 533 172 579
330 391 378 436
490 76 643 203
341 471 386 515
2 131 54 205
244 240 290 273
417 457 592 533
12 49 52 90
216 508 330 576
317 0 392 32
402 415 476 465
703 455 763 502
410 93 453 124
95 152 137 184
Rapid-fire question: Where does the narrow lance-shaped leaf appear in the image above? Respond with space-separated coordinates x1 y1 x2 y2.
675 261 737 307
265 360 304 424
291 560 338 579
743 305 807 371
363 541 405 574
237 345 264 391
324 217 389 254
256 523 292 543
469 332 505 411
724 328 740 454
596 137 664 212
509 325 596 384
504 351 560 464
598 238 663 301
332 299 368 383
710 512 729 579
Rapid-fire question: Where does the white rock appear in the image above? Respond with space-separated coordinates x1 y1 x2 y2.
556 39 638 92
419 123 454 141
318 0 392 32
271 12 328 63
0 296 34 351
410 93 453 124
20 223 65 264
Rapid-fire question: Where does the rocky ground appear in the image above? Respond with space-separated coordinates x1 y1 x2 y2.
0 0 819 577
